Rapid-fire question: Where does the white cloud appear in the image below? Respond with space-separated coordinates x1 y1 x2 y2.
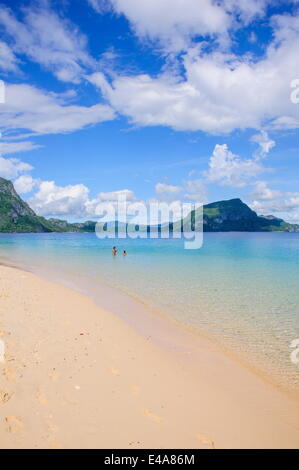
251 130 275 157
29 181 91 217
87 0 111 13
0 5 94 83
249 181 283 201
154 179 207 204
28 181 141 218
250 196 299 223
248 181 299 223
26 177 196 221
89 13 299 134
0 150 37 193
0 40 19 72
88 0 269 52
0 140 42 155
0 154 139 219
184 179 207 202
0 156 33 180
110 0 229 52
204 144 265 187
155 182 182 195
14 174 38 194
86 188 139 220
145 198 193 224
97 189 137 202
223 0 269 24
0 83 115 136
282 212 299 223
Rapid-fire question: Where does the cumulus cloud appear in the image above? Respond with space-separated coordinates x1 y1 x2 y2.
0 153 139 219
204 144 265 187
2 1 298 139
184 179 207 202
249 181 283 201
28 181 91 217
250 195 299 223
0 156 33 180
0 5 94 83
97 189 137 202
153 179 207 206
88 0 269 52
155 182 182 195
27 180 140 218
26 176 201 221
110 0 228 52
0 83 115 136
86 188 140 221
89 11 299 134
14 174 38 194
248 181 299 223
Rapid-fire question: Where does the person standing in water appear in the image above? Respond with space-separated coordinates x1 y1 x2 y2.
112 246 117 256
123 250 127 256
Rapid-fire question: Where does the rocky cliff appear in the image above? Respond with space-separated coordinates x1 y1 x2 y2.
0 178 89 232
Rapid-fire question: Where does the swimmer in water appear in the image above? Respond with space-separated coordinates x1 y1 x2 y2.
123 250 127 256
112 246 117 255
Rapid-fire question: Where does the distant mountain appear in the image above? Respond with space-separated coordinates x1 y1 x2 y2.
0 177 298 233
47 218 96 232
176 198 299 232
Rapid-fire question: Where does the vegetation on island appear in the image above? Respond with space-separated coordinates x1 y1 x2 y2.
0 177 298 233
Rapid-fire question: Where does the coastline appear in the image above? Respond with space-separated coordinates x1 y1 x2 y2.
0 232 298 398
6 254 298 401
0 264 299 448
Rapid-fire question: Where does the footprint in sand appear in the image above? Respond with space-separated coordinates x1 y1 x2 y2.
2 367 17 382
62 396 79 406
109 367 120 376
131 385 141 395
143 409 163 423
129 441 142 446
5 416 24 434
46 420 59 433
0 331 10 338
36 391 48 405
49 369 60 381
196 432 215 449
0 390 12 404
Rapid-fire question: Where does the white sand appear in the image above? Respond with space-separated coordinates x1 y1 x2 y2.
0 264 298 449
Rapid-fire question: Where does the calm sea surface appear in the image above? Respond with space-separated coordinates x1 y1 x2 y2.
0 232 298 393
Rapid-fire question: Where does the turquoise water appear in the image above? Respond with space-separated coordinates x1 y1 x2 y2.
0 232 298 393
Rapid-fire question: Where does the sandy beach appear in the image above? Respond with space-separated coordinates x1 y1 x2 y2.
0 264 298 449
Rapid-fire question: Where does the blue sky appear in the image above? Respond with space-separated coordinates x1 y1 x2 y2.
0 0 299 222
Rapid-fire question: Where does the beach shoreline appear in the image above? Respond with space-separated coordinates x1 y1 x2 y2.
3 255 298 402
0 263 299 449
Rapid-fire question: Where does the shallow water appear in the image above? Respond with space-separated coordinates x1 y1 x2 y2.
0 232 298 393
